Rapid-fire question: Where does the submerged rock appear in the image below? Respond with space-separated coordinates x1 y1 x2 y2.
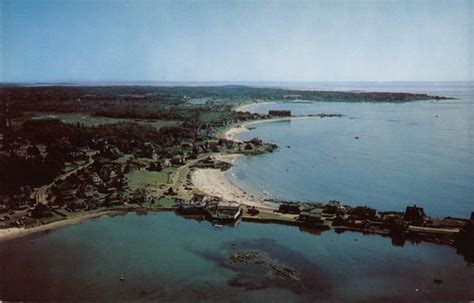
227 251 300 286
229 251 262 265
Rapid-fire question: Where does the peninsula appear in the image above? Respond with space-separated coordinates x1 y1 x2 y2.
1 85 472 264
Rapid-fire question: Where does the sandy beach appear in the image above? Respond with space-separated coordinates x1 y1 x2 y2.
0 210 126 242
222 125 249 142
234 101 274 113
191 154 276 210
223 115 321 142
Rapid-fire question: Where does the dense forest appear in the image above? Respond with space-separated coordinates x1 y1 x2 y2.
1 85 450 119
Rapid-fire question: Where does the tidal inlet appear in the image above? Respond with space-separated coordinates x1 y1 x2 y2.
1 0 473 302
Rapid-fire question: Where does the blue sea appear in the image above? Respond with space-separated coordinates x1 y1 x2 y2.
232 82 474 218
1 212 473 302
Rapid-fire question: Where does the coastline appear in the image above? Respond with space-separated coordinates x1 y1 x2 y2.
191 154 276 210
234 101 274 113
0 210 127 242
3 106 467 248
193 114 323 209
223 115 321 142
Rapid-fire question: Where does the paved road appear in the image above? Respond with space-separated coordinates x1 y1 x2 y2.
153 156 208 200
35 154 96 205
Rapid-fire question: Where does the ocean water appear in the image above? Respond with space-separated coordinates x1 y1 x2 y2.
232 84 474 218
1 212 473 302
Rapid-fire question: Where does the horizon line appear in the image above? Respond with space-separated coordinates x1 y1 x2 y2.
2 80 473 86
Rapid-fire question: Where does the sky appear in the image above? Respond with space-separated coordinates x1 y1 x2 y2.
1 0 473 83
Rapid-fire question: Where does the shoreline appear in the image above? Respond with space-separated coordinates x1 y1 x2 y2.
234 101 274 113
1 201 463 250
0 209 128 242
0 207 182 242
193 114 327 209
191 154 277 210
223 115 322 142
193 114 323 209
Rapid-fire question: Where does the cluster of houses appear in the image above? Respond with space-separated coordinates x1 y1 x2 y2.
52 154 158 212
0 141 168 228
177 194 242 224
234 110 268 121
1 186 35 211
191 156 232 171
0 122 274 229
277 201 440 236
50 155 129 211
268 110 291 117
2 136 89 164
0 186 37 227
197 110 270 139
275 201 472 255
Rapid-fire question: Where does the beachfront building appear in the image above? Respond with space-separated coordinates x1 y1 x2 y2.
324 200 342 214
349 206 377 221
279 203 303 214
404 205 426 226
299 208 324 224
205 201 242 223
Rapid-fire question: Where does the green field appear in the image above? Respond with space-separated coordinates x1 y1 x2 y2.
32 113 182 130
156 198 176 208
199 111 233 123
126 167 177 191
